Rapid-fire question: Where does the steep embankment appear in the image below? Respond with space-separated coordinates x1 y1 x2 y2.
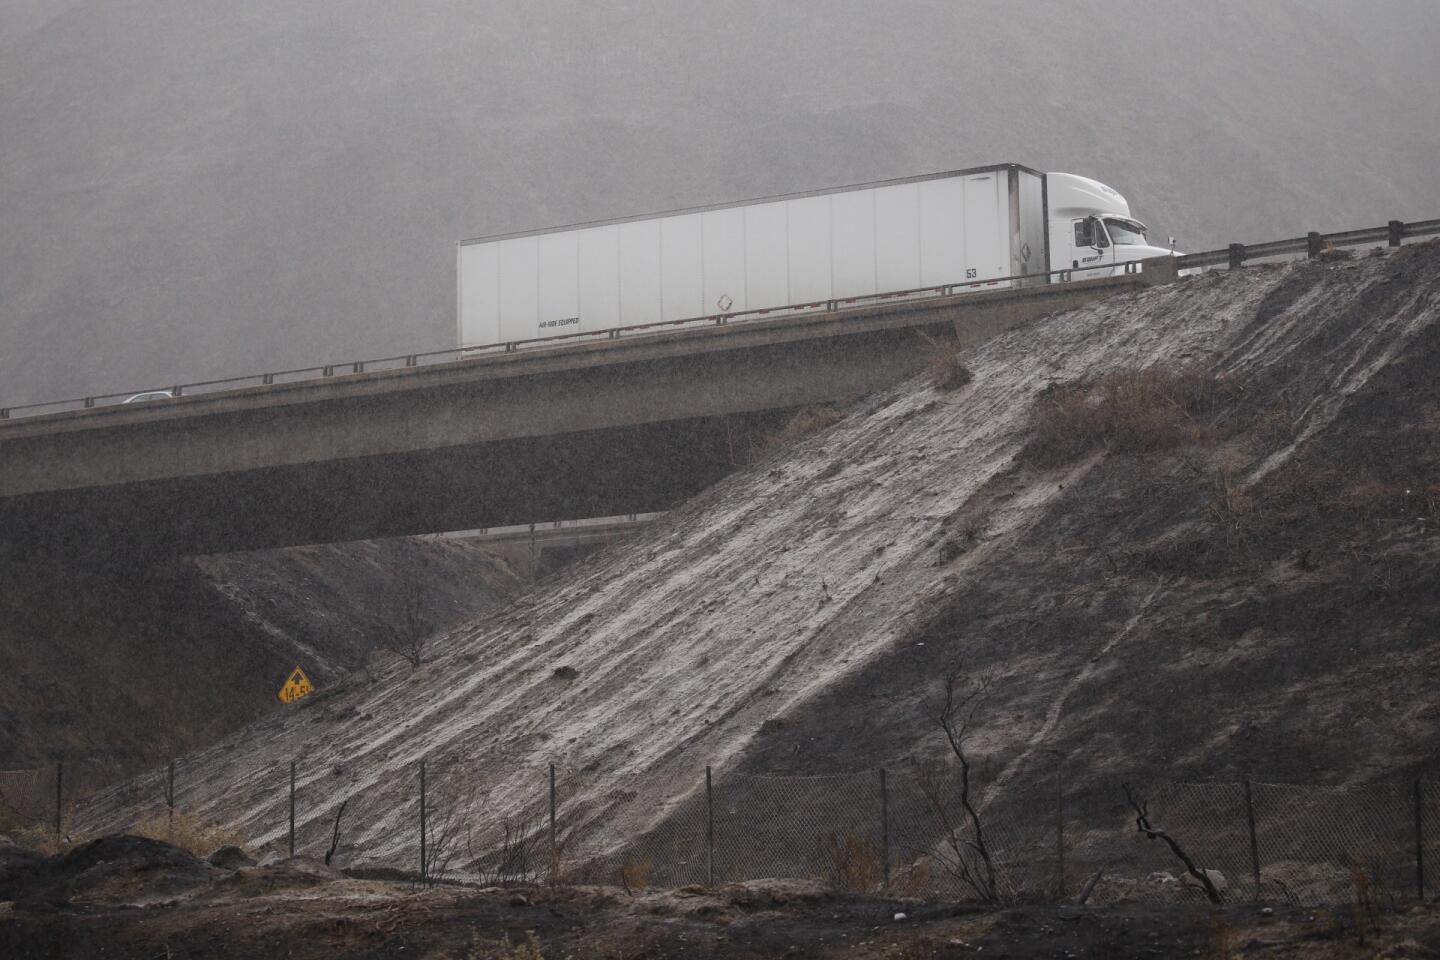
0 538 520 773
78 246 1440 862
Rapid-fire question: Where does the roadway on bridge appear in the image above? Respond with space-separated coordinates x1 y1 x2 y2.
0 272 1148 559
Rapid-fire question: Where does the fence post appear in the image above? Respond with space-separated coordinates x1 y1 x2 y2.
1416 779 1426 902
548 763 557 884
1307 232 1324 259
1390 220 1405 248
1055 764 1066 899
1228 244 1247 270
1244 779 1261 899
419 760 427 884
168 759 176 829
879 768 890 890
705 766 715 888
288 760 296 858
54 761 63 837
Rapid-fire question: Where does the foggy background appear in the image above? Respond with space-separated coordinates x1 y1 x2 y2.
3 0 1438 407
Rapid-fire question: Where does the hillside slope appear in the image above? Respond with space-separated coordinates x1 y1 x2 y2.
78 246 1440 863
3 0 1440 407
0 538 520 775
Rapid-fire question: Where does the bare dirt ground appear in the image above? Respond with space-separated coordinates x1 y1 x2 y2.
2 836 1438 959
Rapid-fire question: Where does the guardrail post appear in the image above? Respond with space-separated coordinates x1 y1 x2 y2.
1390 221 1405 248
322 365 334 377
0 409 8 420
352 362 364 374
262 373 274 385
84 397 95 409
1228 244 1247 269
405 355 417 367
1307 233 1323 259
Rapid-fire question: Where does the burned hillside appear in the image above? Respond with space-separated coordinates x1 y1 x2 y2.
73 245 1440 876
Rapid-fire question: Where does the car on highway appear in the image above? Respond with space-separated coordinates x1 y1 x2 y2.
123 390 175 404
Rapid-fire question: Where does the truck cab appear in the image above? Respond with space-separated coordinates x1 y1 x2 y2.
1046 172 1177 276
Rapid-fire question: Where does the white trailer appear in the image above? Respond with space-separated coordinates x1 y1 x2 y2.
457 164 1169 349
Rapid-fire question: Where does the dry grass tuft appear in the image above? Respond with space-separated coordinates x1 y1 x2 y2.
822 832 886 894
619 855 653 896
132 812 246 858
917 332 973 392
1205 913 1236 960
1024 367 1233 467
772 404 849 443
464 929 545 960
10 821 80 855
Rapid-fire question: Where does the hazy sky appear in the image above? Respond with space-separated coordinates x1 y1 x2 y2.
2 0 1438 406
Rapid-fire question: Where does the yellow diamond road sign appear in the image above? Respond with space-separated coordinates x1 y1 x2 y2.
278 666 314 704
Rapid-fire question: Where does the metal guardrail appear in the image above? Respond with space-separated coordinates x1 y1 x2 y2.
2 218 1436 424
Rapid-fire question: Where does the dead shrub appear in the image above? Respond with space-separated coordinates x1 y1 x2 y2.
918 332 973 391
728 403 852 467
888 856 934 899
1208 465 1260 554
1349 859 1388 944
1024 367 1233 468
1205 913 1236 960
822 832 885 894
473 818 544 887
468 930 545 960
132 811 246 858
11 821 79 856
774 404 849 442
619 854 653 896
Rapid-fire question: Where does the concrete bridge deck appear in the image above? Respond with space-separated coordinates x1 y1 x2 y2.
0 268 1164 559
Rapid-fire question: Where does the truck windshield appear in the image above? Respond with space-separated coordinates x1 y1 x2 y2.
1104 218 1148 246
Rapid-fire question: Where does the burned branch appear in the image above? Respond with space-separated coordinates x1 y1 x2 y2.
1122 783 1223 905
378 558 434 669
324 800 347 867
913 662 1002 903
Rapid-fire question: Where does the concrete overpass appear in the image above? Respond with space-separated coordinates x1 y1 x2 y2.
0 267 1168 559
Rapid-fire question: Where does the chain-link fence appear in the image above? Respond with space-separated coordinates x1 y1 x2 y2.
0 761 128 840
9 756 1437 907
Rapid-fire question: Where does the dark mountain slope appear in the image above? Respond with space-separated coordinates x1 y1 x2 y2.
0 537 520 773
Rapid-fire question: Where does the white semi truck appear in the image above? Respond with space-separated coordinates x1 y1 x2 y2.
457 163 1173 349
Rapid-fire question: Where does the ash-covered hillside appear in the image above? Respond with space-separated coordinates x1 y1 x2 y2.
3 0 1439 406
78 244 1440 864
0 537 520 774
